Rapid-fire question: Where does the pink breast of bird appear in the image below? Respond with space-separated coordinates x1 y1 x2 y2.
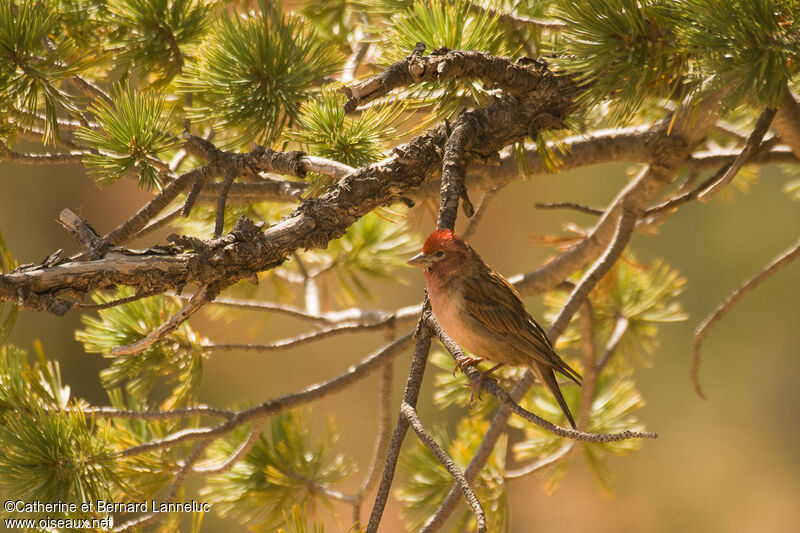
425 270 499 360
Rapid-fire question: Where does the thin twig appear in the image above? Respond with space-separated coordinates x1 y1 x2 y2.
696 107 777 201
692 236 800 399
462 185 501 239
353 361 394 527
0 143 86 164
400 402 486 533
214 169 236 237
535 201 604 216
193 420 266 475
597 314 629 372
79 405 234 420
112 284 213 356
203 321 400 353
117 333 414 457
112 440 211 532
366 316 431 533
74 289 164 310
177 294 420 327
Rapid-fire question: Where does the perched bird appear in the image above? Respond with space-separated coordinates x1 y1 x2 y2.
408 228 582 429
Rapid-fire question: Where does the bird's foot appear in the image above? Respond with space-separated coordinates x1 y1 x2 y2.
453 355 483 377
466 363 504 407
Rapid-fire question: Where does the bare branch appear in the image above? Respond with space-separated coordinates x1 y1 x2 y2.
203 310 416 352
57 209 105 252
535 201 604 216
0 143 85 164
597 314 630 372
696 107 777 201
118 333 414 457
193 420 266 475
112 440 211 532
353 362 394 526
79 405 234 420
400 402 486 533
366 318 432 533
111 284 215 355
692 235 800 399
438 120 476 229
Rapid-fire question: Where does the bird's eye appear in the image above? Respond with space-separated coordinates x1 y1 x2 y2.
435 250 444 257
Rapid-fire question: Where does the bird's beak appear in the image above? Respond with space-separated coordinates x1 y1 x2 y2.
407 252 435 268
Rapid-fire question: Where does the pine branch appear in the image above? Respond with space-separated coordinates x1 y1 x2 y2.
1 48 578 315
691 236 800 399
400 401 486 533
366 316 431 533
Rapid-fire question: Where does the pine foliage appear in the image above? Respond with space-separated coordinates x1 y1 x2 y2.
0 0 797 531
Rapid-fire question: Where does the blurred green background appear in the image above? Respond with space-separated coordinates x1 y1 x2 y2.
1 154 798 532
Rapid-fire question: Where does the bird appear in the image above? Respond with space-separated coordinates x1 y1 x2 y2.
407 228 582 429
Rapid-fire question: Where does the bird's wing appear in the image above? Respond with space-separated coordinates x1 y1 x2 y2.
461 267 582 384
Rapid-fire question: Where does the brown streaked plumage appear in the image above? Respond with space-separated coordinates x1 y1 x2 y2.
408 228 582 429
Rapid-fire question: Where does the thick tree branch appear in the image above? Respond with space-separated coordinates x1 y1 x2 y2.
2 49 578 316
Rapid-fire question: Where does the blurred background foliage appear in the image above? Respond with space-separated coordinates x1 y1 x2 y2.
1 0 799 532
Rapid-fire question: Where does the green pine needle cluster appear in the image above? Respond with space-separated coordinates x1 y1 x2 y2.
379 0 511 120
76 84 178 189
295 212 420 303
75 287 207 409
545 254 687 372
0 345 120 518
554 0 687 123
0 0 85 142
182 1 342 147
287 86 402 194
106 0 214 84
201 411 353 532
679 0 800 109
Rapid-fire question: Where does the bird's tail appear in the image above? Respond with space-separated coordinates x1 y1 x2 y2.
555 357 582 386
533 363 577 430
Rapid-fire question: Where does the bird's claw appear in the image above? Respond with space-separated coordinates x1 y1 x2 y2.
453 355 483 377
467 378 485 407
